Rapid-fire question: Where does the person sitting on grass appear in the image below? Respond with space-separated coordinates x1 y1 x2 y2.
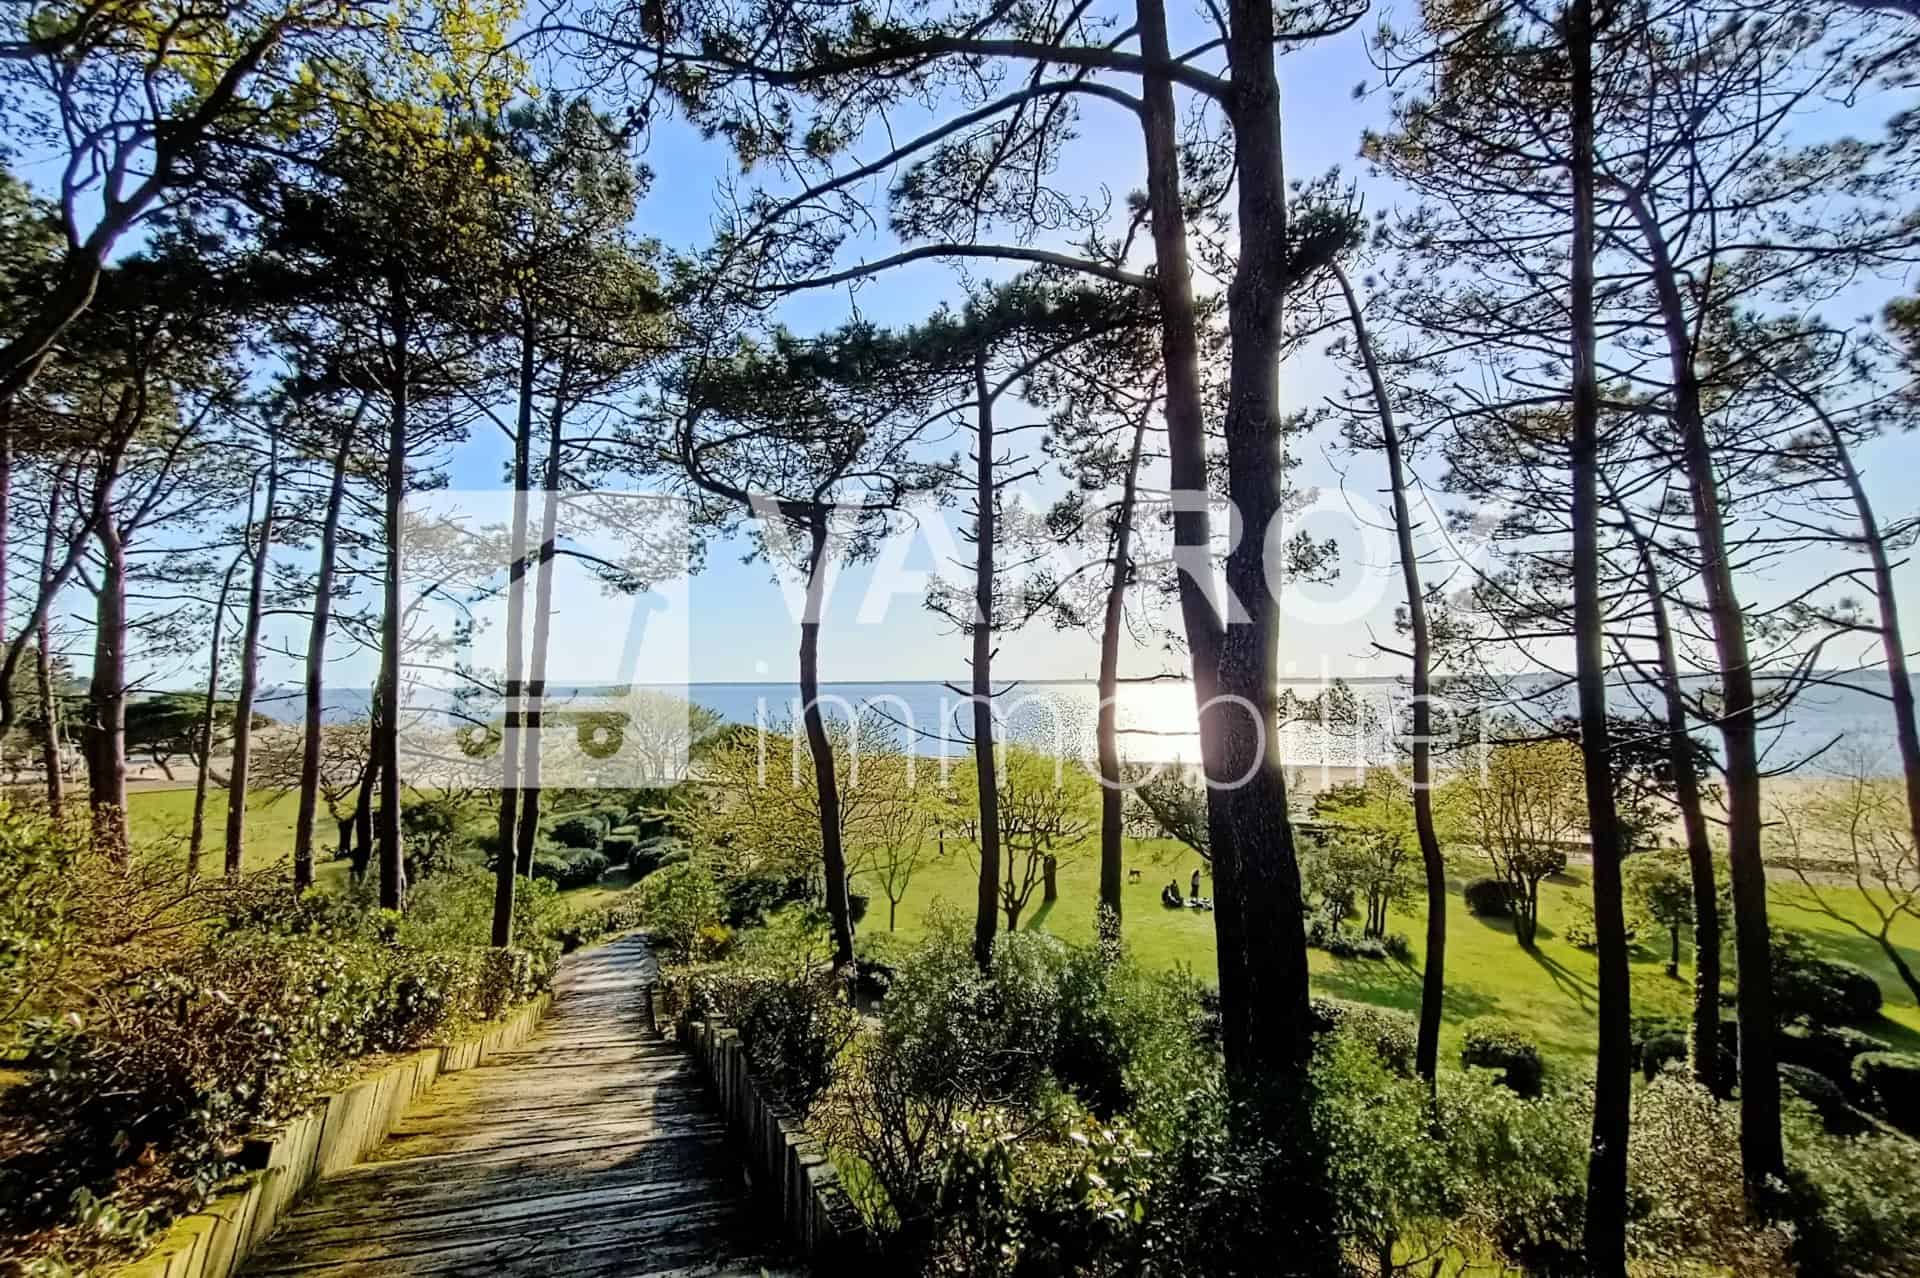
1162 881 1184 909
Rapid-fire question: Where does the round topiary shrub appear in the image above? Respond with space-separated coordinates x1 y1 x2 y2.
1639 1031 1688 1081
601 831 639 866
1772 931 1884 1023
1464 877 1516 918
550 813 608 850
1852 1052 1920 1135
1461 1017 1545 1098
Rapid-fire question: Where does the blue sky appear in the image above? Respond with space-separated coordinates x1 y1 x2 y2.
10 3 1919 698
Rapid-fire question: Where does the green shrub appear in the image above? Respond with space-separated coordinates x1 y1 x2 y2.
550 813 607 850
531 848 608 890
1773 930 1883 1024
1778 1021 1885 1089
1783 1107 1920 1277
1851 1052 1920 1135
1780 1065 1872 1137
1628 1077 1796 1272
602 827 639 865
876 914 1065 1108
1463 877 1515 917
1311 997 1418 1076
1639 1031 1688 1081
637 861 726 962
553 887 648 954
1460 1018 1545 1098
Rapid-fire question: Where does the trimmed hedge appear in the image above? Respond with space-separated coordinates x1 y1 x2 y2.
1310 996 1418 1076
603 831 640 865
1781 1064 1872 1136
532 847 609 890
1853 1052 1920 1135
1774 931 1884 1023
1779 1021 1885 1088
1461 1018 1545 1097
550 813 609 850
1463 877 1516 918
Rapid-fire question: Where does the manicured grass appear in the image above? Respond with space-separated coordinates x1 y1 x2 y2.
125 785 353 891
854 837 1920 1067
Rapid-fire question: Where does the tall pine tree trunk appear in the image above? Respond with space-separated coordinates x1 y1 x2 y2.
190 552 243 878
35 468 65 815
515 361 569 879
801 512 856 969
1569 9 1631 1268
377 286 409 912
493 316 537 947
1217 0 1318 1105
1133 0 1245 1066
224 426 280 877
89 497 129 862
970 355 1003 971
1624 190 1784 1190
1096 411 1149 927
1332 261 1447 1084
1799 389 1920 863
1618 503 1723 1093
294 415 357 892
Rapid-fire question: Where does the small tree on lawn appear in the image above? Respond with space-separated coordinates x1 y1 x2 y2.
1628 854 1696 979
1456 739 1586 948
1775 750 1920 1004
860 753 929 932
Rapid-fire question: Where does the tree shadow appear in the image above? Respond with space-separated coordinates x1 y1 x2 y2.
1526 946 1599 1013
1314 954 1504 1022
1022 897 1058 932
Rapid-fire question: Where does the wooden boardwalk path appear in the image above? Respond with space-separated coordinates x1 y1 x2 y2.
244 936 787 1278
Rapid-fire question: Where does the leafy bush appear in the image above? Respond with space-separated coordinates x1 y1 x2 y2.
1783 1106 1920 1277
2 926 536 1246
602 828 639 865
1310 997 1418 1076
730 967 856 1113
552 887 648 954
1639 1031 1688 1081
876 916 1066 1108
1773 930 1883 1024
531 847 608 890
1460 1018 1545 1098
1305 914 1395 959
1780 1065 1872 1137
1313 1032 1588 1275
1778 1021 1885 1089
720 872 809 928
1463 877 1515 917
549 813 608 850
923 1108 1156 1276
1628 1077 1795 1274
848 891 869 926
1851 1052 1920 1135
637 862 726 962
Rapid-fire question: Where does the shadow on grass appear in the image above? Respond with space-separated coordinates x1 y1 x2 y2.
1022 897 1058 932
1526 946 1599 1013
1314 954 1504 1022
1469 912 1559 944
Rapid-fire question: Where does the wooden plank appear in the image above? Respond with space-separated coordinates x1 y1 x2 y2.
241 937 782 1278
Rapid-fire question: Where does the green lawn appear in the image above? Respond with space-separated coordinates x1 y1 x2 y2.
125 785 354 891
854 837 1920 1067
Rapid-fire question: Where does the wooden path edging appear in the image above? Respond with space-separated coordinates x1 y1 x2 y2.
679 1017 870 1267
111 994 553 1278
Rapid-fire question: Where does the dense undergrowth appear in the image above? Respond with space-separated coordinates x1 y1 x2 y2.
0 800 646 1275
663 897 1920 1278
